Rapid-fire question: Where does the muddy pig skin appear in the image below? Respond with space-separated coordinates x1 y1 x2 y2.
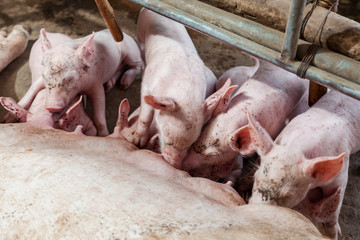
0 25 30 72
3 28 143 136
240 90 360 239
182 60 308 181
0 91 96 136
128 8 234 169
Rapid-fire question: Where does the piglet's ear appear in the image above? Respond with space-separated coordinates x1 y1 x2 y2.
58 95 83 130
116 98 130 131
144 95 177 112
0 97 29 122
229 112 273 156
40 28 52 53
75 32 95 67
204 78 238 118
302 153 345 185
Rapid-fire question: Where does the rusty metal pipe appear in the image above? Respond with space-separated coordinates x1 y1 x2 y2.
94 0 124 42
281 0 306 62
156 0 359 88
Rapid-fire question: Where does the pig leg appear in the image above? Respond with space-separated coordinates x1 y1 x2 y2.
131 101 154 147
118 64 142 89
295 187 342 239
18 77 44 110
89 85 109 136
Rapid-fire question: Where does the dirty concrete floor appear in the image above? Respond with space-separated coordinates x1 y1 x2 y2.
0 0 359 239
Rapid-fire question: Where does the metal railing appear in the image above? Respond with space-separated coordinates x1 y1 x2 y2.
127 0 360 100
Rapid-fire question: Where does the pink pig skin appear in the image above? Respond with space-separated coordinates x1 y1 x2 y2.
182 60 308 181
0 25 30 72
242 90 360 239
4 28 143 136
128 8 234 169
0 91 97 136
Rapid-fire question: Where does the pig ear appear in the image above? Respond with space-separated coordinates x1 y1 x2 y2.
144 95 177 112
302 153 345 185
59 95 82 128
40 28 52 53
0 97 29 122
75 32 95 67
204 78 238 117
307 187 341 223
65 95 82 117
212 80 238 117
116 98 130 131
229 112 273 156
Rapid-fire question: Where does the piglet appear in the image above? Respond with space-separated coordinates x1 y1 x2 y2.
0 24 30 72
182 60 308 181
2 28 143 136
127 8 235 168
0 91 96 136
240 90 360 239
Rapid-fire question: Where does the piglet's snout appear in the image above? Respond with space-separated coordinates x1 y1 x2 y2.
249 191 277 206
46 104 64 113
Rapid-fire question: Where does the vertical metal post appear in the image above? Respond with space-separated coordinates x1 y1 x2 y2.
281 0 306 62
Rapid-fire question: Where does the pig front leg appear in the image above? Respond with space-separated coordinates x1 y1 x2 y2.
89 85 109 136
131 101 154 147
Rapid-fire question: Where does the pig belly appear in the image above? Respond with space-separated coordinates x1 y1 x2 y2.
0 124 327 240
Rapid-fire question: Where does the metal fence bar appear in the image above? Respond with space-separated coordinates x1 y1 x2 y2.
128 0 360 100
281 0 307 61
158 0 359 85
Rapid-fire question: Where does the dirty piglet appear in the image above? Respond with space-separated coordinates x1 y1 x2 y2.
182 60 308 181
128 8 234 168
241 90 360 239
3 28 143 136
0 91 97 136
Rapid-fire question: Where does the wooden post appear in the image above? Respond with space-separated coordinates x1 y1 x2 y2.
94 0 124 42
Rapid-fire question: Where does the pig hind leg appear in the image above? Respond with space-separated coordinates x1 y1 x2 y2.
118 64 142 89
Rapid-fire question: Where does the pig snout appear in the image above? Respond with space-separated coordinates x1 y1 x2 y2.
249 190 277 206
162 146 188 169
45 95 68 113
45 102 65 113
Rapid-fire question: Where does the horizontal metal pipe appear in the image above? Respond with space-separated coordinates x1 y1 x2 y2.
128 0 360 100
281 0 306 61
157 0 360 87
